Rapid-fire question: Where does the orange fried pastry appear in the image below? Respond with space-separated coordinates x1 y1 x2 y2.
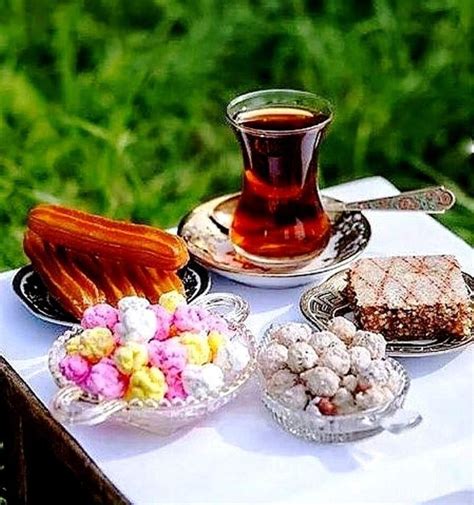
23 231 105 318
71 254 184 306
145 267 185 296
72 253 131 307
28 204 189 271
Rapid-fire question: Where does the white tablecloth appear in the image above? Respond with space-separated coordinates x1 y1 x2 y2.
1 176 473 504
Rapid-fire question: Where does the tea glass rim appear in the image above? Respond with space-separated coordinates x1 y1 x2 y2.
226 88 333 136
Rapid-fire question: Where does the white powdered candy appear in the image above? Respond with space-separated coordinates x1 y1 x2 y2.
116 308 157 344
287 342 318 373
214 340 250 376
349 346 372 374
272 323 313 347
267 369 298 395
261 318 399 417
357 359 390 387
259 343 288 376
352 330 386 359
332 387 356 414
308 331 345 355
319 345 351 376
278 384 309 410
341 374 358 393
301 366 340 397
118 296 150 313
327 316 357 345
182 363 224 398
355 385 393 410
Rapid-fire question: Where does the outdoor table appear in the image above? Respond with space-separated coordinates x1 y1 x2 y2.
1 176 472 504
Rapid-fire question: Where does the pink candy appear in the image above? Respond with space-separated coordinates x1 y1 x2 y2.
173 306 211 333
149 305 173 341
148 338 187 375
165 372 187 400
206 314 231 335
59 354 91 384
81 304 119 331
84 358 128 399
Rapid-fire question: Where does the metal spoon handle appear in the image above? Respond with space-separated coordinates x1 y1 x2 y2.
326 186 455 214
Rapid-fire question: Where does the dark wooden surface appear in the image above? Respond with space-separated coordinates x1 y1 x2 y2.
0 356 130 504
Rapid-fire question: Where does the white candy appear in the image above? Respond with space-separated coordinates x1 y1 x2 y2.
287 342 318 373
214 341 250 377
332 387 356 415
272 323 313 347
182 363 224 398
259 343 288 376
349 346 372 374
301 366 340 397
309 331 345 355
358 359 390 387
118 296 150 313
352 330 386 359
277 384 309 410
355 385 392 410
116 308 157 344
342 374 358 393
327 317 356 345
305 397 323 416
267 369 298 395
319 346 351 376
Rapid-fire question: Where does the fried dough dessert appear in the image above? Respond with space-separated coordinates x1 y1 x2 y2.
28 204 189 270
24 204 188 319
24 230 105 318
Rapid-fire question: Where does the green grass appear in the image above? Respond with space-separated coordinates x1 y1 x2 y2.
0 0 473 270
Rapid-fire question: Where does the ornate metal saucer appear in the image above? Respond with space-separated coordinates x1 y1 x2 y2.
300 269 474 357
178 193 371 288
12 262 211 327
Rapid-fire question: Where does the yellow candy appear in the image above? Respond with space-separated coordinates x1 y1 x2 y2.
74 327 116 364
159 290 187 313
208 331 228 361
66 335 81 354
180 332 211 365
114 342 148 375
126 366 167 401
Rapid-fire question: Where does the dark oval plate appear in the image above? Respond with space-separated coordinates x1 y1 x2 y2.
12 262 212 327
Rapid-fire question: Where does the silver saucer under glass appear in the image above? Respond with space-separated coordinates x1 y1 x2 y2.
178 193 371 288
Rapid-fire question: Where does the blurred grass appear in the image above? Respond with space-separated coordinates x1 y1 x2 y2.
0 0 472 270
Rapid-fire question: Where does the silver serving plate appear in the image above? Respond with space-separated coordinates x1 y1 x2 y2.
300 269 474 357
48 293 257 435
178 193 371 288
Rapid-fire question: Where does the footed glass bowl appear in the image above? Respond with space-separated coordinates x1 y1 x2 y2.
49 293 257 435
258 324 422 443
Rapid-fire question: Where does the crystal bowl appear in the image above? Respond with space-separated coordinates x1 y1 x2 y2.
49 293 257 435
258 324 421 443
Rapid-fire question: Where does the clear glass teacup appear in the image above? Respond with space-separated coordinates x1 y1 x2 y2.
227 89 333 267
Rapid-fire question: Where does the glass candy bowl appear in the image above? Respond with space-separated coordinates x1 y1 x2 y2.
258 325 422 443
49 293 257 435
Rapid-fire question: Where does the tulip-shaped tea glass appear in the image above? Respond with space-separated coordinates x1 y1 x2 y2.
227 89 333 267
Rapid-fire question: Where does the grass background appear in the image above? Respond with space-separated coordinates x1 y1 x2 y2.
0 0 472 271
